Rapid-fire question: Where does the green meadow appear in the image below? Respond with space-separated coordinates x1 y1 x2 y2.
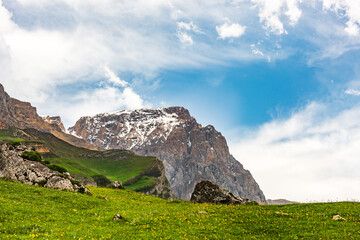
0 179 359 239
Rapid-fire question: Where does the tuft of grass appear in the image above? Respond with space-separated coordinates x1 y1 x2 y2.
0 179 359 239
21 151 42 162
47 164 67 173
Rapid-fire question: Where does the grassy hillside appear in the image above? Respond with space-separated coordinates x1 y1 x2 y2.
0 128 165 194
0 179 359 239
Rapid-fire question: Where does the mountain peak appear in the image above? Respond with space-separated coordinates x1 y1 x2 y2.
69 107 266 202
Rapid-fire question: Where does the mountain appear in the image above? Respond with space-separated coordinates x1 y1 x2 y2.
69 107 266 203
0 84 99 150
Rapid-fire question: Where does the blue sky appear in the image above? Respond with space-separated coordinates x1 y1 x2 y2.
1 0 360 201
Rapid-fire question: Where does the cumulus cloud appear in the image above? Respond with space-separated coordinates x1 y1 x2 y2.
216 23 246 39
42 67 145 126
251 0 302 34
230 102 360 202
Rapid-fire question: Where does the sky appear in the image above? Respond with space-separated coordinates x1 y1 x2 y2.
1 0 360 202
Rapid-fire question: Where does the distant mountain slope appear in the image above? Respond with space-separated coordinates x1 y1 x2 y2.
0 127 171 198
0 84 100 150
69 107 266 203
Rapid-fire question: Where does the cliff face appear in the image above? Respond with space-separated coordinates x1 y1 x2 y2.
0 84 43 129
0 84 100 150
69 107 266 203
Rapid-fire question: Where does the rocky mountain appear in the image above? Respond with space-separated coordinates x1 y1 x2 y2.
0 84 100 150
69 107 266 203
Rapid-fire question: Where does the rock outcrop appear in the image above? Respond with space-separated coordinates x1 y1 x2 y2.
0 84 100 150
109 180 124 189
0 142 90 194
43 116 66 132
190 181 255 205
69 107 266 203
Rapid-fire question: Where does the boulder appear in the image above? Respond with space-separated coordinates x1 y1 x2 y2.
109 180 124 189
190 181 256 205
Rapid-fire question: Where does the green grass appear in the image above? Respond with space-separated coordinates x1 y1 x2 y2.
0 179 359 239
0 128 162 191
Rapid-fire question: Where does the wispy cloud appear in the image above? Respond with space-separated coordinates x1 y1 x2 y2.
345 88 360 96
104 66 128 87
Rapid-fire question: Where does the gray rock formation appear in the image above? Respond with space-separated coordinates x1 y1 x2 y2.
69 107 266 203
109 180 124 189
0 143 90 194
190 180 255 205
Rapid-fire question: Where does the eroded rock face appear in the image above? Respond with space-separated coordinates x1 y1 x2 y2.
69 107 266 203
190 181 254 205
0 143 90 194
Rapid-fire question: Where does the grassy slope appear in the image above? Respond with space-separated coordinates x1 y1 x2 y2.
0 128 159 191
0 179 359 239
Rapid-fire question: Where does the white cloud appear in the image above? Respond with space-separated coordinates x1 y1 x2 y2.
230 102 360 202
321 0 360 36
345 88 360 96
104 66 128 87
176 31 194 46
250 44 264 56
176 21 202 46
216 23 246 39
177 21 202 33
41 67 145 126
251 0 302 34
0 0 16 33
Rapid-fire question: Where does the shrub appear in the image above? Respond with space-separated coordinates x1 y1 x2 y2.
21 151 42 162
92 174 112 187
42 160 50 165
38 180 47 187
47 164 68 173
70 179 81 185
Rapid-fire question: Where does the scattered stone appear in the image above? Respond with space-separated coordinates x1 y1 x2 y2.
190 181 256 205
109 180 124 189
112 214 123 221
333 215 346 221
198 211 208 214
275 211 289 216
